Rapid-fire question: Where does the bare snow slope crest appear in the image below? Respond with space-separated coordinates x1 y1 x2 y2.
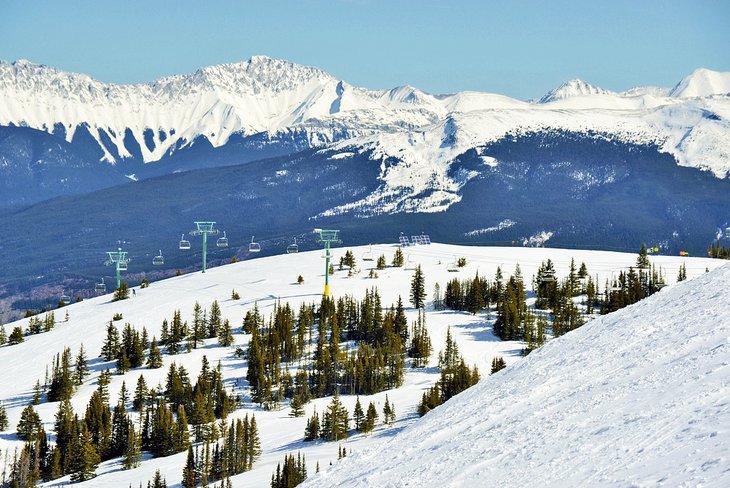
304 263 730 488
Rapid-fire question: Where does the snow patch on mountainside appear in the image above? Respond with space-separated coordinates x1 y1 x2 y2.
302 263 730 488
464 219 516 236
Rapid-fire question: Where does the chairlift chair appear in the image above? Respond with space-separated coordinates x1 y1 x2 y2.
152 250 164 266
249 236 261 253
95 278 107 294
447 260 459 272
217 231 229 248
179 234 191 250
60 291 71 303
362 244 374 262
286 237 299 254
118 261 128 271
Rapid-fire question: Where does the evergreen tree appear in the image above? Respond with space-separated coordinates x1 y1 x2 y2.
303 409 320 441
147 337 163 368
8 325 24 344
678 263 687 282
0 401 8 431
74 344 89 386
133 375 148 411
490 356 507 374
218 318 234 347
270 452 307 488
182 446 197 488
376 254 387 270
32 379 42 405
101 322 120 361
70 424 100 482
320 393 349 441
208 300 222 338
110 400 131 459
151 469 167 488
84 390 112 460
190 301 206 349
408 310 432 368
0 324 6 345
117 348 131 374
353 396 364 431
122 426 142 469
637 243 650 269
113 281 130 301
289 395 305 418
410 265 426 309
383 394 395 425
392 248 404 267
363 401 378 433
17 405 43 441
48 347 74 402
97 368 112 404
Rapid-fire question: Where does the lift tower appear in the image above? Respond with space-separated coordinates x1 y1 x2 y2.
105 248 130 289
314 228 341 297
190 221 219 273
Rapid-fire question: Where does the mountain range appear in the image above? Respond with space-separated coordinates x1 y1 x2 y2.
0 57 729 319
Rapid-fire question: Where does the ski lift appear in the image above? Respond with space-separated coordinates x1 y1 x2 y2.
249 236 261 253
286 237 299 254
217 231 229 248
60 291 71 303
118 261 128 271
95 278 107 294
362 244 374 262
179 234 191 250
152 250 164 266
447 256 459 272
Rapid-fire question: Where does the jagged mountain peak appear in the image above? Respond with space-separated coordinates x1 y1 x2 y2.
539 78 612 103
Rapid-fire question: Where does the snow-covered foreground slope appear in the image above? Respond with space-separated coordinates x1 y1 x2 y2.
304 261 730 488
0 244 724 487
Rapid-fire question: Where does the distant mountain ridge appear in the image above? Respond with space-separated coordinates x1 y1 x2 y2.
1 58 729 172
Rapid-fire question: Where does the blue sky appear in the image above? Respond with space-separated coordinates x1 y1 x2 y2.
1 0 728 99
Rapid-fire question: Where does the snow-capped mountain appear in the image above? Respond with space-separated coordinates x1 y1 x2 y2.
1 57 729 213
538 78 613 102
1 58 728 172
669 67 730 98
302 262 730 487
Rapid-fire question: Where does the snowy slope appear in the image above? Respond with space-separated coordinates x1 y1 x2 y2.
303 261 730 488
0 243 724 487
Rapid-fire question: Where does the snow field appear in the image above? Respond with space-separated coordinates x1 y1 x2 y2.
0 243 723 486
